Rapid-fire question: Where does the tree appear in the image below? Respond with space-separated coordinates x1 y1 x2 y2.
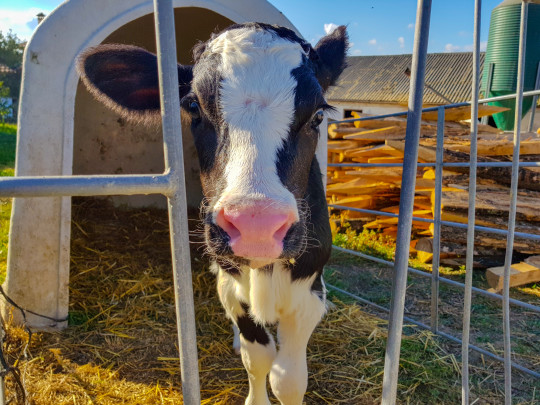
0 30 24 69
0 81 12 122
0 30 24 120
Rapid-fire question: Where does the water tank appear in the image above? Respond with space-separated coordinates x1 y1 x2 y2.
481 0 540 131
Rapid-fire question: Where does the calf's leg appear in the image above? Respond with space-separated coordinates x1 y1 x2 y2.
217 269 276 405
269 285 326 405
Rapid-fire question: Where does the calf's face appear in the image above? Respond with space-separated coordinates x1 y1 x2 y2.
78 23 347 269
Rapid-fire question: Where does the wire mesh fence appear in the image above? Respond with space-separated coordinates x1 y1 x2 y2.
327 1 540 403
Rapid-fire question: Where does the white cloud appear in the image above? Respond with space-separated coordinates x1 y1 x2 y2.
0 8 49 40
444 43 462 52
480 41 487 52
398 37 405 49
448 41 488 53
324 23 339 35
408 23 414 30
368 38 377 45
351 49 362 56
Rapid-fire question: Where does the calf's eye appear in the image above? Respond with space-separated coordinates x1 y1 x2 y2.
311 109 325 129
189 100 201 120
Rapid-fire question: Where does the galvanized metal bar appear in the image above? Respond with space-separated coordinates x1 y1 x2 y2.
527 61 540 132
431 107 445 333
153 1 200 404
325 282 540 379
328 205 540 241
481 63 495 125
328 161 540 168
502 2 529 403
331 245 540 313
462 1 482 402
0 174 171 197
381 1 431 403
330 89 540 125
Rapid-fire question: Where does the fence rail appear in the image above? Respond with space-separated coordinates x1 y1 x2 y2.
0 0 200 404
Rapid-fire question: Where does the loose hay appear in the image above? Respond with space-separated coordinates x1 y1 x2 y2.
1 198 469 404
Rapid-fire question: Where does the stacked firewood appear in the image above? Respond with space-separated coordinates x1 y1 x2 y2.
327 106 540 290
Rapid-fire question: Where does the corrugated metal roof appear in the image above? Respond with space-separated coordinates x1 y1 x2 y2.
326 52 485 105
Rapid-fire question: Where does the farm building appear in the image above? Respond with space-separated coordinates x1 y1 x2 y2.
326 52 540 131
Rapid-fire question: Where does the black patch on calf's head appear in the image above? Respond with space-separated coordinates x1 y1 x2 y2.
285 157 332 281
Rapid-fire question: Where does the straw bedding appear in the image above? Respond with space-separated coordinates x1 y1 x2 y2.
1 198 461 404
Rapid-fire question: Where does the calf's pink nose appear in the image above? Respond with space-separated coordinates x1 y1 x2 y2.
216 205 296 259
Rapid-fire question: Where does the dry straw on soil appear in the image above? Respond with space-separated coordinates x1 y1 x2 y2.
1 198 467 404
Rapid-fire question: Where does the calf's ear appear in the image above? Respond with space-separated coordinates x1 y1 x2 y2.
313 26 348 91
77 44 193 124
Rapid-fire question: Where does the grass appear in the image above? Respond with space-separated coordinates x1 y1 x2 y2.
328 220 540 403
0 123 14 283
0 123 16 176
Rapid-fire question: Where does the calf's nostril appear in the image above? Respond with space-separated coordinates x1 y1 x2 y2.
215 209 241 241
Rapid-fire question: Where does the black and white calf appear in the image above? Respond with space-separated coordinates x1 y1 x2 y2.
77 22 348 405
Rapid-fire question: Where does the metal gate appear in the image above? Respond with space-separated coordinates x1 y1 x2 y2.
0 0 200 403
327 1 540 404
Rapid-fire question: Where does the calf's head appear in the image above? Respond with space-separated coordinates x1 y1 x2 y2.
78 23 347 269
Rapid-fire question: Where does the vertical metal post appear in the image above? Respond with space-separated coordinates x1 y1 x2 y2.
462 1 482 403
381 1 431 403
481 63 494 125
503 2 528 404
153 1 201 404
527 61 540 132
431 106 444 333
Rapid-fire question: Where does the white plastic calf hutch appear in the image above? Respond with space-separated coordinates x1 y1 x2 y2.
3 0 322 329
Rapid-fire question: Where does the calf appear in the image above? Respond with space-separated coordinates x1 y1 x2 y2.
77 22 347 405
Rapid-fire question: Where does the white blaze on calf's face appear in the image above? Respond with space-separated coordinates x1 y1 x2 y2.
209 28 306 215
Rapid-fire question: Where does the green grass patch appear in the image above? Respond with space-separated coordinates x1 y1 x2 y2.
0 123 15 283
0 199 11 283
0 123 16 170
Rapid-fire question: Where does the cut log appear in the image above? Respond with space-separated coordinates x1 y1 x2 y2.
486 258 540 291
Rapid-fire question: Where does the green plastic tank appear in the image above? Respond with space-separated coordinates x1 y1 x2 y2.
481 0 540 131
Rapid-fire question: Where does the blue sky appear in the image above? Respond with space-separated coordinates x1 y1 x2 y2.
1 0 501 55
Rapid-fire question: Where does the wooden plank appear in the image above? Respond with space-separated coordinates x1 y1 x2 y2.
343 126 406 141
327 179 399 195
367 156 404 164
435 188 540 221
421 104 510 122
345 167 404 177
345 144 405 158
445 140 540 156
388 139 540 191
486 258 540 291
327 140 363 152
